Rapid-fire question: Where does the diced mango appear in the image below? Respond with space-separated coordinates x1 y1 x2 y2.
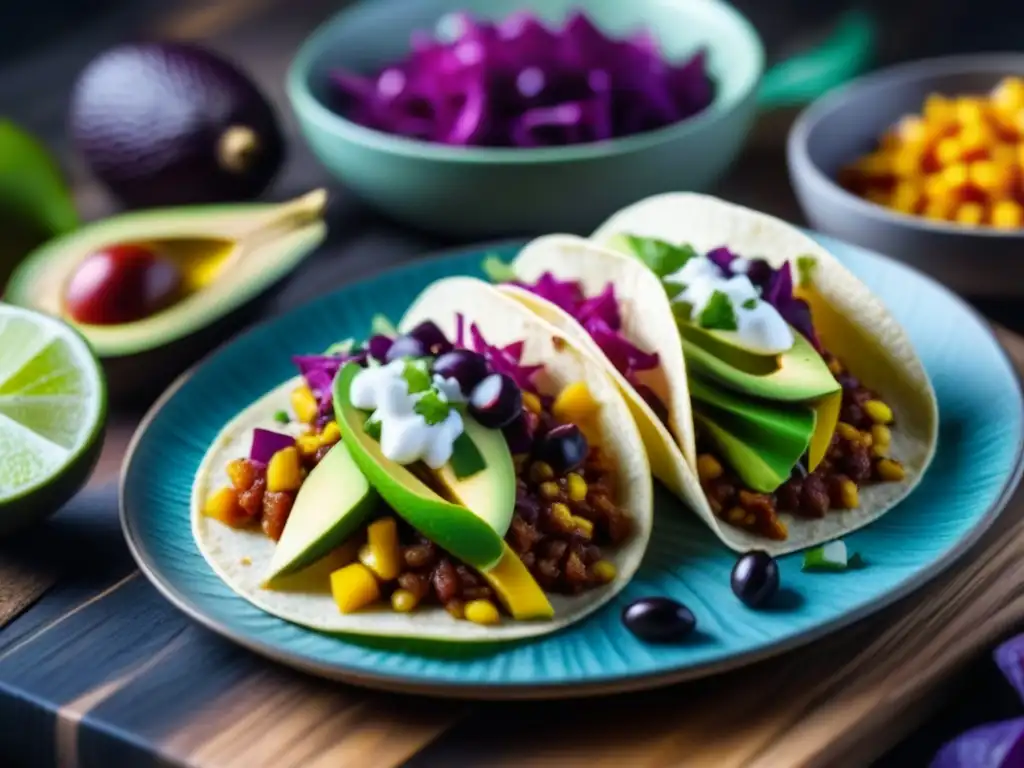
205 487 244 526
365 516 402 581
890 181 923 215
954 202 985 226
933 136 963 167
969 160 1012 198
991 200 1024 229
330 563 381 613
267 446 302 492
552 381 600 425
226 458 256 491
290 385 318 424
295 433 321 458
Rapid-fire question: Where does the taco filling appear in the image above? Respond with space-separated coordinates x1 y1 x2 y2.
201 316 633 625
494 238 906 543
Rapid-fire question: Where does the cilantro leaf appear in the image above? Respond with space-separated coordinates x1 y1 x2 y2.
672 300 694 322
481 253 517 283
623 234 696 278
664 282 686 301
796 255 817 288
697 291 738 330
742 298 758 310
401 359 433 394
273 410 290 424
364 414 382 441
413 390 451 425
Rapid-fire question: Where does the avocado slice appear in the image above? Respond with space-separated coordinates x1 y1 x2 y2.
264 441 379 584
689 376 815 493
5 190 326 361
334 363 553 619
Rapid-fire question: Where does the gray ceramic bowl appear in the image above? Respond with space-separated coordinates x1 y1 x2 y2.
788 53 1024 297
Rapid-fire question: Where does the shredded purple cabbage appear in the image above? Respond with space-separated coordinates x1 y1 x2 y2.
453 313 543 393
329 10 714 148
249 429 295 464
293 348 367 422
932 635 1024 767
512 273 660 389
705 249 822 351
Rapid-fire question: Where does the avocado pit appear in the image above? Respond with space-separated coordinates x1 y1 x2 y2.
63 243 182 325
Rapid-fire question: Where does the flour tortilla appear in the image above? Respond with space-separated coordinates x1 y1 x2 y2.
191 278 653 642
499 194 938 555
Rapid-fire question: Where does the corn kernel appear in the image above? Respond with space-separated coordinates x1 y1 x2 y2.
896 114 931 144
864 400 894 425
204 487 243 525
295 433 321 458
320 421 341 445
991 77 1024 114
923 173 950 201
871 424 892 449
934 136 963 167
960 122 995 160
391 589 420 613
727 507 745 524
923 197 955 221
226 458 255 491
566 473 588 502
837 479 860 509
291 385 318 424
697 454 723 482
860 431 874 448
969 160 1011 198
864 188 892 207
890 181 923 214
836 422 863 443
877 458 907 482
530 462 554 482
550 502 574 528
522 391 542 415
331 563 381 614
267 446 302 492
924 94 956 126
991 200 1024 229
872 443 890 459
465 599 500 625
955 202 986 226
552 381 600 425
571 516 594 539
539 481 561 499
591 560 617 583
942 162 971 192
366 516 402 580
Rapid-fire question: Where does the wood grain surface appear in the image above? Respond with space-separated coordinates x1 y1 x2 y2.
2 1 1024 766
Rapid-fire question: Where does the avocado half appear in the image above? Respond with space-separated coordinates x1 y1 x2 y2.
4 190 327 403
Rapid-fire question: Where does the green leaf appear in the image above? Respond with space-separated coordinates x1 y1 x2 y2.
672 300 694 322
364 414 382 441
370 314 398 338
742 298 758 310
449 432 487 479
273 410 290 424
796 255 818 288
664 282 686 301
697 291 738 331
413 390 451 425
401 359 432 394
623 234 696 278
481 253 517 283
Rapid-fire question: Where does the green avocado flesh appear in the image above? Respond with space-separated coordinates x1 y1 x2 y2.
333 363 511 570
4 191 326 358
265 441 379 583
681 324 839 403
689 376 815 493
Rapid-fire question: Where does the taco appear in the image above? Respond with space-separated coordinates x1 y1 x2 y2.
486 193 938 555
192 276 652 641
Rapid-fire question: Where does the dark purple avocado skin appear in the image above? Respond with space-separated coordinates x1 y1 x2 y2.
69 42 285 208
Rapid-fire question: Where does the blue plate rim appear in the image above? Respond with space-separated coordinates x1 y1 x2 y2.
119 235 1024 700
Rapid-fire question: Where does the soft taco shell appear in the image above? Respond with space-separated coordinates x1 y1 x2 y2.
191 277 653 642
581 192 938 555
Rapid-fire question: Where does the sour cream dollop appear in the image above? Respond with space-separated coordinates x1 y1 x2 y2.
350 360 464 469
664 256 794 355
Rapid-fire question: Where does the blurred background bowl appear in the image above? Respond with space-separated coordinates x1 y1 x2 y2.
287 0 834 239
788 53 1024 298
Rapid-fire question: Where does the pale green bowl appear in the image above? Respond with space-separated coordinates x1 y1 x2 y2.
286 0 865 237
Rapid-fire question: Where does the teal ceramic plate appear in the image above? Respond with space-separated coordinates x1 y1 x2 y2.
121 232 1023 699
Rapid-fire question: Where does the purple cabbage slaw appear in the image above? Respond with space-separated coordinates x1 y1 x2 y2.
293 348 367 426
704 247 822 351
931 634 1024 767
453 313 543 392
329 10 715 148
507 272 660 393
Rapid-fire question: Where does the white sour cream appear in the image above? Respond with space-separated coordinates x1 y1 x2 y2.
350 360 464 469
664 255 794 355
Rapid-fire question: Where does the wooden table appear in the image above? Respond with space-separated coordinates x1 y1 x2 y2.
3 2 1024 766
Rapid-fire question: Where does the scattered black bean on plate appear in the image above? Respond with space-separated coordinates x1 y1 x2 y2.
731 550 780 608
622 597 696 642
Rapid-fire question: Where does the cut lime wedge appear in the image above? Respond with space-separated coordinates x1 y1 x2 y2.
0 303 106 533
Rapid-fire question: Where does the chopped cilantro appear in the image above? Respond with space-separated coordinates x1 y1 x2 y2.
697 291 738 331
401 359 432 394
672 300 694 322
273 410 290 424
364 414 382 441
742 298 758 310
664 282 686 301
481 253 517 283
413 390 451 425
624 234 696 278
796 255 817 288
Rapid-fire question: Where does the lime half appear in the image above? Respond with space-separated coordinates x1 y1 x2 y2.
0 302 106 534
